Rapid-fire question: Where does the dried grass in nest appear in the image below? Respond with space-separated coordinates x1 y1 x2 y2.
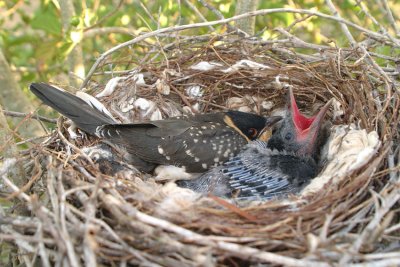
2 20 400 267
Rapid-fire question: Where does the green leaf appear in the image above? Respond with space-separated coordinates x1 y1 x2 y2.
31 7 61 35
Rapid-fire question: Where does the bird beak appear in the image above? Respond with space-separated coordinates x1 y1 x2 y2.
288 87 333 144
258 116 282 141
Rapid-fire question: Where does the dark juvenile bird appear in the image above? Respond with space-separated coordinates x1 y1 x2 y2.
179 87 333 200
30 82 281 172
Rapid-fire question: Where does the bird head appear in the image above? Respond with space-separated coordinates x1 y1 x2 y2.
268 88 333 158
224 111 282 141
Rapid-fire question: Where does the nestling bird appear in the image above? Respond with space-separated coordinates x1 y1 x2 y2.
30 83 281 172
179 87 333 200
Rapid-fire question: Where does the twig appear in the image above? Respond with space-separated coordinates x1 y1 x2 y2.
384 222 400 234
139 2 170 68
100 194 332 267
35 223 52 267
0 234 54 244
340 187 400 265
80 7 399 89
275 28 331 51
197 0 240 34
326 0 356 46
55 118 96 167
1 226 36 254
325 0 394 127
183 0 215 31
1 159 30 203
84 27 137 38
356 1 380 27
5 157 42 200
50 164 81 267
387 147 398 183
381 0 400 36
84 0 124 31
3 0 24 17
349 258 400 267
2 110 57 124
15 134 52 146
82 176 100 266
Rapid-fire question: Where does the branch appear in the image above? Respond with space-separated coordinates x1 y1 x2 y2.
326 0 356 46
80 7 399 89
102 193 331 267
183 0 214 31
84 27 137 38
2 110 57 124
381 0 400 36
84 0 124 31
198 0 243 34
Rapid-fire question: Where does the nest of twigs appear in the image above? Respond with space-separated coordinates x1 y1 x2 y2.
2 14 400 267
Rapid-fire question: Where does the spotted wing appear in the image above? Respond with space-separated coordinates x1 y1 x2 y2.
158 121 248 172
95 114 248 172
97 119 194 165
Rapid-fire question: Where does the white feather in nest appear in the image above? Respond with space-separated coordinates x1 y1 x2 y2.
153 183 201 219
300 124 381 197
96 74 146 98
189 59 271 73
221 59 272 73
154 165 200 181
129 177 200 219
133 98 162 121
185 85 204 99
190 61 223 71
94 62 281 124
96 76 127 98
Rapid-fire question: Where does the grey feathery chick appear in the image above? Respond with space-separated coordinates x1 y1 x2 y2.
179 87 333 200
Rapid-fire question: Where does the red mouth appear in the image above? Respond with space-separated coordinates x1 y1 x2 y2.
289 87 332 142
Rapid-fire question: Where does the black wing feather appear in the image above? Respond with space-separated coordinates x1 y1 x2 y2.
30 83 115 134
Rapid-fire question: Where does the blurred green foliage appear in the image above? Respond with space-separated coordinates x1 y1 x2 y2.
0 0 399 90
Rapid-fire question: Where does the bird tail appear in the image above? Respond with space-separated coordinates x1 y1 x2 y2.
30 83 116 134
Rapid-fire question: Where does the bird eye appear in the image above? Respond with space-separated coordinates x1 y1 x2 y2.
248 128 258 138
284 132 293 141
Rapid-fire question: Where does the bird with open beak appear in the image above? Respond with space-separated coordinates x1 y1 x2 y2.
179 88 333 200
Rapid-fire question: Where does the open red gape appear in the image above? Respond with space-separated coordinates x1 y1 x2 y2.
289 88 332 142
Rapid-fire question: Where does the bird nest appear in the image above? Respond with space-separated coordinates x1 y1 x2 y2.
2 19 400 267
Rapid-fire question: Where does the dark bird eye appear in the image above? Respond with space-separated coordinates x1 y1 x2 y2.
285 132 293 141
248 128 258 138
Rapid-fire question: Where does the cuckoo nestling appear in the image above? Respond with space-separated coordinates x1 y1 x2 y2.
179 87 333 200
30 83 281 172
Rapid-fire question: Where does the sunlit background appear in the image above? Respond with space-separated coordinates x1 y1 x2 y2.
1 0 399 89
